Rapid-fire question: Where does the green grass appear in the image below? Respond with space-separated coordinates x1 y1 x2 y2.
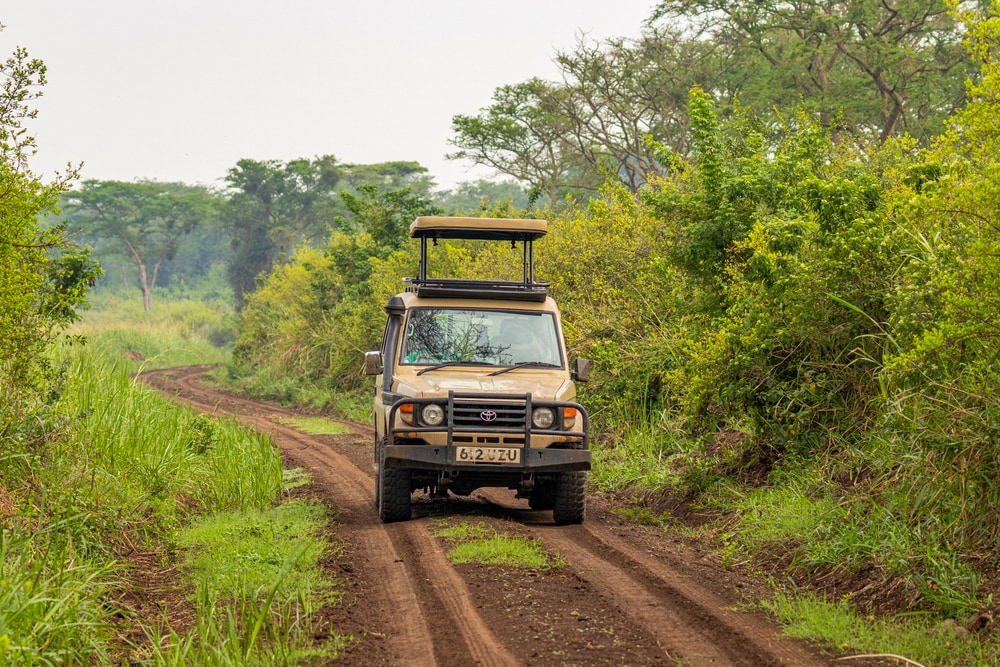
69 292 234 371
594 416 1000 664
274 416 351 436
143 537 350 666
433 521 564 569
57 353 283 529
282 468 312 490
142 502 351 665
0 526 114 665
0 341 289 664
613 506 676 529
590 423 695 494
175 502 336 607
217 363 370 423
763 592 999 667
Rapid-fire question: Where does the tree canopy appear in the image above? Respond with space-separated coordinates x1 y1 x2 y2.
450 1 979 202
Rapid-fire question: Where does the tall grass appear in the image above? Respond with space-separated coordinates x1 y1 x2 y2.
145 504 350 666
0 525 114 665
57 352 283 533
219 362 370 423
0 340 288 663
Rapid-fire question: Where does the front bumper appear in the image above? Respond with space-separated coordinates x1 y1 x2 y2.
386 392 591 473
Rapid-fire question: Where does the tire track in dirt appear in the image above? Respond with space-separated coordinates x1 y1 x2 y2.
478 490 827 667
392 523 519 667
140 365 844 666
139 365 515 667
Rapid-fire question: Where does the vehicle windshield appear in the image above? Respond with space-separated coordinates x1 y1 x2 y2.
402 308 563 367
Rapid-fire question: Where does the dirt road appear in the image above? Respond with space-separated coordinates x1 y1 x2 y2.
140 365 849 666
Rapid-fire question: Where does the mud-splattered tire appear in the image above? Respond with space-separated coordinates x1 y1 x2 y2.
552 471 585 525
528 481 555 511
378 460 412 523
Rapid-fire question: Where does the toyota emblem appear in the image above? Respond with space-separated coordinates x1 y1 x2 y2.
480 410 498 422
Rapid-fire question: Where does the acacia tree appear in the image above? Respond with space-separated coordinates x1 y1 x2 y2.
552 27 722 191
64 180 218 311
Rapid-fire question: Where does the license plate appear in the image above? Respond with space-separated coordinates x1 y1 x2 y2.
455 446 521 464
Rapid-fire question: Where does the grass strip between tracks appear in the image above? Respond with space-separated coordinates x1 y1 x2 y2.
434 520 565 570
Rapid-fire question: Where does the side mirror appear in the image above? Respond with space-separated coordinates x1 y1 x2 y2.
363 351 383 376
572 358 590 383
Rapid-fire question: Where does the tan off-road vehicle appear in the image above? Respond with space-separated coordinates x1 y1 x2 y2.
364 217 591 524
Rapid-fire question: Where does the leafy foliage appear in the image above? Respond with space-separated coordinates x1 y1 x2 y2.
0 44 99 404
450 1 974 205
650 0 973 143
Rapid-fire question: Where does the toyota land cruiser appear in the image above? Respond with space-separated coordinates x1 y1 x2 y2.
364 216 591 524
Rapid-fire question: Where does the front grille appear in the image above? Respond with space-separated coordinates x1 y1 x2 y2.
452 401 526 430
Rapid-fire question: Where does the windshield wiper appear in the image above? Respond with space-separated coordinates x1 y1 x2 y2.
416 360 495 376
488 361 561 376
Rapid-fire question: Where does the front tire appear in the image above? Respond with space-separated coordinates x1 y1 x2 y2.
552 471 585 525
378 441 411 523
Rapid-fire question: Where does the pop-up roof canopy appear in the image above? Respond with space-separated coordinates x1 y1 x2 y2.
406 217 549 302
410 216 547 242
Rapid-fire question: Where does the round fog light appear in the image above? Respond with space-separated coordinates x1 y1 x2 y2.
532 407 555 429
421 403 445 426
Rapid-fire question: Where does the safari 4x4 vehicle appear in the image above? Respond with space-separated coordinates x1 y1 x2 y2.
364 217 591 524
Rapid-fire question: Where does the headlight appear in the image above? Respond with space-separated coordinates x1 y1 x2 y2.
562 407 577 430
531 407 555 429
421 403 445 426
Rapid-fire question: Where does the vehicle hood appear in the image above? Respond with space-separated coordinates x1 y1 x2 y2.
394 369 575 402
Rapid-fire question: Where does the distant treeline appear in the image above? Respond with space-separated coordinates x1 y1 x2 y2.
60 161 530 311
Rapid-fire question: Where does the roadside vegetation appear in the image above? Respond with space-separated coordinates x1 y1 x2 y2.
0 330 347 663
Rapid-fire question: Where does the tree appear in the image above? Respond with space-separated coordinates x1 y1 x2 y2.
552 27 721 191
64 180 218 311
232 182 441 389
223 155 341 308
1 42 99 394
449 79 589 210
649 0 975 143
337 184 442 254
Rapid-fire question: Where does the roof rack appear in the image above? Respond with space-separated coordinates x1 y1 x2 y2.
406 217 549 302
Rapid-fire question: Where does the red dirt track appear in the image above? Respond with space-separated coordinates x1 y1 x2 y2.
140 364 858 666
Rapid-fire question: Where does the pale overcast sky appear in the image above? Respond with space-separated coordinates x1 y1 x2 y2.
4 1 654 191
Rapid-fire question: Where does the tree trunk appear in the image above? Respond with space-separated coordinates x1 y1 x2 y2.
137 261 153 311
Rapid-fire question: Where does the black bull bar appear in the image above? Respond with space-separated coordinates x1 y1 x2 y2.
385 392 590 473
